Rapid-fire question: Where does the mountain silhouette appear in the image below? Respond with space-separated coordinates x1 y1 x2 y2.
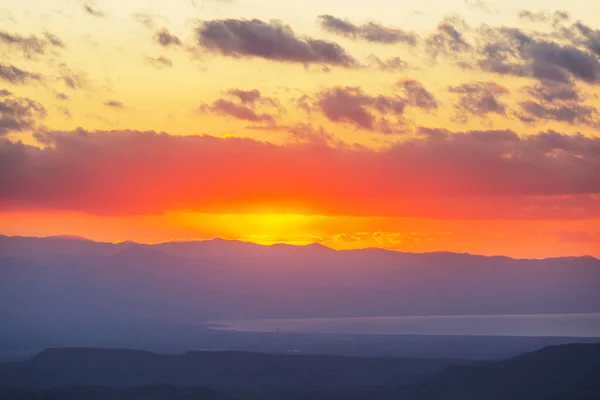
2 235 599 327
0 348 460 390
1 343 599 399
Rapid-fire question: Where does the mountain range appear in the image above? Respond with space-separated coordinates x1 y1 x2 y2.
0 343 599 399
2 235 599 327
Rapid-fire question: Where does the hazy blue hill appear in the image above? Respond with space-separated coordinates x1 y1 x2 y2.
1 344 600 400
0 348 463 391
2 235 600 349
395 343 600 400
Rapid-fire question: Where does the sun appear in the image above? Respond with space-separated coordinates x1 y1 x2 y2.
174 212 323 246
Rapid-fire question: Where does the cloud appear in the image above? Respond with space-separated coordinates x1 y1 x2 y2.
518 10 569 26
57 105 71 118
0 92 45 135
83 1 105 17
367 55 408 71
248 123 342 146
517 101 598 126
199 89 280 123
227 89 262 104
104 100 125 109
154 28 182 47
0 30 63 57
318 15 417 45
477 27 600 84
426 21 471 58
133 13 159 29
201 100 275 123
146 56 173 69
43 32 66 48
523 81 580 103
307 81 436 133
517 81 599 126
397 78 438 110
57 64 88 90
1 129 599 219
314 86 407 133
0 64 42 85
571 22 600 57
227 89 281 108
449 81 509 121
195 19 356 67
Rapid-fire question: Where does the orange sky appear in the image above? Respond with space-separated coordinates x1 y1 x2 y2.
1 0 599 258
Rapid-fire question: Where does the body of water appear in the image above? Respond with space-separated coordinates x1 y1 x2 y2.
209 313 600 337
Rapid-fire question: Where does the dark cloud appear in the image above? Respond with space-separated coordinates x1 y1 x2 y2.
397 78 438 110
104 100 125 109
199 89 280 123
517 80 598 126
0 92 45 135
146 56 173 69
307 81 437 133
0 30 63 57
572 22 600 57
477 27 600 84
0 64 42 85
155 28 182 47
200 100 275 123
227 89 261 104
314 87 407 133
529 41 600 83
517 100 598 126
426 21 471 58
196 19 356 67
227 89 281 108
1 129 599 219
449 81 509 121
318 15 417 45
524 81 581 103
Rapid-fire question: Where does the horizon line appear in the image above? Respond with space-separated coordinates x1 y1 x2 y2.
1 234 598 262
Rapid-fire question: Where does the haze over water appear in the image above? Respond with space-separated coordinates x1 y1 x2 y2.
211 313 600 337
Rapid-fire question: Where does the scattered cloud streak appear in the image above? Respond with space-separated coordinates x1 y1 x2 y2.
155 28 182 47
0 91 45 135
196 19 356 67
318 15 418 45
0 29 64 57
0 64 42 85
199 89 280 123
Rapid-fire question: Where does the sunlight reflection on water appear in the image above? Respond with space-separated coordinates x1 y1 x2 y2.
209 313 600 337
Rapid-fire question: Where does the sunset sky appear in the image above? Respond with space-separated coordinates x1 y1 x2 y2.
1 0 600 258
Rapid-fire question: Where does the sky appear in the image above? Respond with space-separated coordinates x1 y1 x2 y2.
1 0 599 258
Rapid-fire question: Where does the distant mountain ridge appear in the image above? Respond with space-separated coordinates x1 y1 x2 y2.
0 348 460 390
0 343 599 400
0 234 598 262
1 234 600 328
394 342 600 400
